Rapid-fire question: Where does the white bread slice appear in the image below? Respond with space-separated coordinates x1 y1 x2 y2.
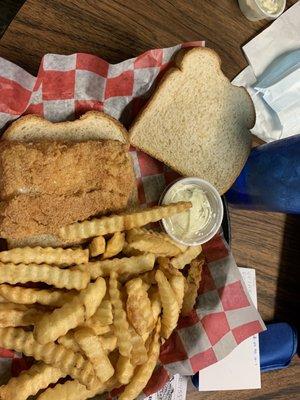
129 48 255 195
2 111 128 144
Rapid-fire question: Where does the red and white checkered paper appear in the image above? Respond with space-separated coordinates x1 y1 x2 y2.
0 43 265 398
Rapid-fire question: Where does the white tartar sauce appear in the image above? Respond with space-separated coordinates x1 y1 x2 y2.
257 0 283 14
163 183 214 240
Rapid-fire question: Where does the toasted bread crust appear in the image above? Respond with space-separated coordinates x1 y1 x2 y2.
3 111 129 144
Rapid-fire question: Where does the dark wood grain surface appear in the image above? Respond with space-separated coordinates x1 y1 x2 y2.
0 0 25 37
0 1 299 399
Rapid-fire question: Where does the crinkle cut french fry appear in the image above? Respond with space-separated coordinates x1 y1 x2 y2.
188 255 205 282
34 299 85 346
75 327 114 383
127 237 180 257
170 245 202 270
157 257 182 277
84 324 111 336
0 284 76 307
0 263 90 290
79 277 107 320
116 355 134 385
93 300 112 323
140 270 157 285
94 300 113 324
169 274 185 312
89 236 106 257
0 247 88 266
129 324 148 366
126 228 183 256
37 380 98 400
102 232 125 259
83 300 113 336
181 256 204 316
109 272 132 358
142 281 151 291
155 270 179 339
126 278 154 336
57 331 81 353
0 327 97 389
100 333 118 352
60 202 191 240
128 228 188 252
37 377 118 400
122 243 143 257
84 300 113 328
34 277 106 344
0 307 44 328
141 304 160 343
119 319 161 400
0 362 65 400
150 289 162 325
75 254 155 279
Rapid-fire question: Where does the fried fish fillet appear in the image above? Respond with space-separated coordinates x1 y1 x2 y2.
0 140 135 240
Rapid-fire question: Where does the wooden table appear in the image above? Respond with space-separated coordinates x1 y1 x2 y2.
0 0 299 399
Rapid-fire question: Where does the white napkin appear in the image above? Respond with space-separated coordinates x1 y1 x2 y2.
232 2 300 142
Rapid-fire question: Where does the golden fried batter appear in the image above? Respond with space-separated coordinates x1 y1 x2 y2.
0 140 135 239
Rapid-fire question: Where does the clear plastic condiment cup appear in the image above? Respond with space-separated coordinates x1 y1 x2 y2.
159 177 224 246
238 0 286 21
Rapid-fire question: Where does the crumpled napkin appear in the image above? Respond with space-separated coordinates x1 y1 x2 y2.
232 2 300 142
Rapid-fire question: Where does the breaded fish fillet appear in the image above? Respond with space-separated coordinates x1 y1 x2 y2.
0 140 135 239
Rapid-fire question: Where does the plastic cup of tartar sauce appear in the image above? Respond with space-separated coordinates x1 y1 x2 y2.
238 0 286 21
160 177 223 246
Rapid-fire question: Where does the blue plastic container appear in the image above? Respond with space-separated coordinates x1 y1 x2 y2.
226 135 300 213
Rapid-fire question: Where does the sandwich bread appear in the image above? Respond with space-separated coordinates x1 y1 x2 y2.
129 47 255 194
3 111 128 144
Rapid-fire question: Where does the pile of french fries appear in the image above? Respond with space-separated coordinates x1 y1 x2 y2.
0 201 204 400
